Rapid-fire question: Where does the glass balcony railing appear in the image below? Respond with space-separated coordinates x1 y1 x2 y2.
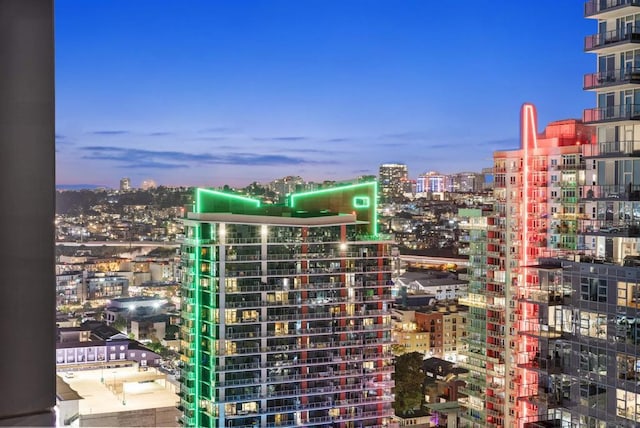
584 0 640 17
581 184 640 200
582 140 640 156
583 104 640 123
585 26 640 51
584 67 640 89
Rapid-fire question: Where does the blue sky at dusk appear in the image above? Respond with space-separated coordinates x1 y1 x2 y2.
56 1 594 188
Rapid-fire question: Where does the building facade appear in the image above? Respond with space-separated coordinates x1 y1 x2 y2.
120 177 131 191
379 163 409 203
458 104 592 428
178 182 396 427
514 3 640 427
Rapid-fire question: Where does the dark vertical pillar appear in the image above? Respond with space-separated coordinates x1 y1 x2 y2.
0 0 55 426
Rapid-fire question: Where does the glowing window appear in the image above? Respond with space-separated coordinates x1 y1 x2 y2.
353 196 370 208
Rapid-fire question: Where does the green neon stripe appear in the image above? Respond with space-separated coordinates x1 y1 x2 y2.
373 182 378 236
196 188 261 213
288 181 376 207
288 181 378 235
194 224 201 428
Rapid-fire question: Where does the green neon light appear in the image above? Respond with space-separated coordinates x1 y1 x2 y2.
353 196 370 208
194 224 201 428
289 181 376 207
288 181 379 235
195 188 261 213
373 182 378 236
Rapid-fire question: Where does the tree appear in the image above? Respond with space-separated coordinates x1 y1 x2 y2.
393 352 425 415
112 315 127 333
391 343 406 356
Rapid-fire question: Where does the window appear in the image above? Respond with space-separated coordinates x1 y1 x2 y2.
353 196 370 208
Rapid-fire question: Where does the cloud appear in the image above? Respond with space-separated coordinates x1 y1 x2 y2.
55 133 73 150
118 161 188 169
146 131 173 137
276 147 330 154
197 127 236 134
380 131 427 140
191 136 228 141
90 130 130 135
254 136 308 142
79 145 326 169
326 138 350 143
373 142 409 148
424 143 450 149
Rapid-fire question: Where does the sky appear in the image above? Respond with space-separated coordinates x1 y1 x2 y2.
55 0 594 188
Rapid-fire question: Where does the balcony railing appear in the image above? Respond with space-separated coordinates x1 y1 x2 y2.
581 184 640 200
584 0 640 17
584 67 640 89
582 140 640 156
585 26 640 51
580 220 640 236
583 104 640 123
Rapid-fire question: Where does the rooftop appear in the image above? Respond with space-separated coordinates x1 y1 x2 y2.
58 366 177 414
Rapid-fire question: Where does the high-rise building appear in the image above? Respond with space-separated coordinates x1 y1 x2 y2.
120 177 131 191
379 163 408 203
458 104 592 428
416 171 446 194
508 3 640 427
178 182 396 428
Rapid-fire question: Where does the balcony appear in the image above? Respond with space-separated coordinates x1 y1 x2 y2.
582 140 640 157
581 220 640 237
584 0 640 18
581 184 640 200
583 104 640 124
584 67 640 90
585 26 640 52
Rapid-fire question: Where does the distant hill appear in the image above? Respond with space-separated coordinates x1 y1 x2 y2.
56 184 107 190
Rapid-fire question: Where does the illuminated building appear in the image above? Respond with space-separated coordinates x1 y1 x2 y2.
178 182 396 427
458 104 592 428
379 163 409 203
120 177 131 191
511 2 640 427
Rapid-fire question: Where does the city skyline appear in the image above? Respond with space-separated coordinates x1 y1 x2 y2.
56 1 592 188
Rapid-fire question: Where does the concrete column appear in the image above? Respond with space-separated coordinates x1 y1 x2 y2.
0 0 55 426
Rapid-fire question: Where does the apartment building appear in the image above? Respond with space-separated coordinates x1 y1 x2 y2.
178 182 396 427
514 2 640 427
379 163 409 203
458 104 592 428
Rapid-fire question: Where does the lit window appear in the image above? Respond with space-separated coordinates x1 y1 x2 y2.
353 196 370 209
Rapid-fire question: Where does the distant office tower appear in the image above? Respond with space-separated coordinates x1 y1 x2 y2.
417 171 446 194
459 104 592 428
141 179 157 190
120 177 131 191
179 182 395 428
449 172 484 193
379 163 408 202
